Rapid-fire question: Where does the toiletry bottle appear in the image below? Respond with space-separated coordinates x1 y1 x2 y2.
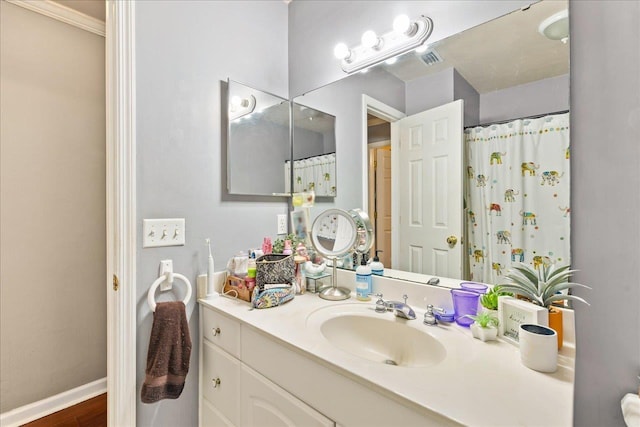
262 237 272 255
247 254 256 279
371 250 384 276
283 240 293 255
356 257 372 301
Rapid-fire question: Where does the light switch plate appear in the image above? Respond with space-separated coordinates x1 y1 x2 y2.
143 218 186 248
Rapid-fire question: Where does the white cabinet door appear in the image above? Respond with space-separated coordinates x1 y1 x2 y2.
201 398 235 427
202 340 241 426
240 365 334 427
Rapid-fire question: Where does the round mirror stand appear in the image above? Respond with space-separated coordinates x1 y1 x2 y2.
310 209 359 301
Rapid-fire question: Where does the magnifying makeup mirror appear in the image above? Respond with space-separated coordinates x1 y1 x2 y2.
349 208 374 257
310 208 358 300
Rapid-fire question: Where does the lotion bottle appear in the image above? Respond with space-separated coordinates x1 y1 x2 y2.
371 250 384 276
356 257 372 301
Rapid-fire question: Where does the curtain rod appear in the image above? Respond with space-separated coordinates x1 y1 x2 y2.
285 152 336 163
465 109 569 129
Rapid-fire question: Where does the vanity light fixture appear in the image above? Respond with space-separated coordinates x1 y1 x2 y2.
333 14 433 74
229 94 256 121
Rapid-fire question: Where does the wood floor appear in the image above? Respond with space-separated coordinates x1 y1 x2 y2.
23 394 106 427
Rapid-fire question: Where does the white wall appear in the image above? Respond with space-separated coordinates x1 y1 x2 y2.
0 1 106 412
135 1 289 425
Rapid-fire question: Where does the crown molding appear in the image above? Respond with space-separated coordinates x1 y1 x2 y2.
5 0 105 37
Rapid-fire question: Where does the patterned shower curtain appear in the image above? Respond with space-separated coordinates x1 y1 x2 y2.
465 112 570 284
285 153 336 196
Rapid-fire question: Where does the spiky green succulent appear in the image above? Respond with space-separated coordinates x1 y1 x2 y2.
500 263 590 309
467 311 500 328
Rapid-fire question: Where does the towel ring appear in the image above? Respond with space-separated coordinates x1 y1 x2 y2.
147 273 192 312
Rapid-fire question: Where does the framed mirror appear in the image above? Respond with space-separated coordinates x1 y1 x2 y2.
296 0 570 287
227 79 290 196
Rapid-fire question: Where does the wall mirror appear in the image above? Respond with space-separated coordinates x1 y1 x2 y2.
227 79 290 196
295 0 570 287
289 103 337 197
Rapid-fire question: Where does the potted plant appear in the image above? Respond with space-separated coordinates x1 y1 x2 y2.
467 311 500 342
480 285 512 313
500 263 590 349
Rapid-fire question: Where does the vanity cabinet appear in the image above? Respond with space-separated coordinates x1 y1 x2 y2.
199 305 335 427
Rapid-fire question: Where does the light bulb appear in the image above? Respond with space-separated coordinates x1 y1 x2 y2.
385 57 398 65
393 14 411 34
361 30 380 49
415 44 428 53
333 43 351 60
230 96 242 107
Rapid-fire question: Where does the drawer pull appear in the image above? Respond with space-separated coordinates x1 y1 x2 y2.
212 327 221 336
212 377 221 388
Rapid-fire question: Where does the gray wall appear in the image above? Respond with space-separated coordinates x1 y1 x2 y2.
0 2 106 412
288 0 532 96
135 1 288 425
480 74 570 125
571 1 640 426
293 68 405 217
405 68 454 115
453 69 480 127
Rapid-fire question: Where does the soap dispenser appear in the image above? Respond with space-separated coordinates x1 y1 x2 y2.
370 250 384 276
356 257 372 301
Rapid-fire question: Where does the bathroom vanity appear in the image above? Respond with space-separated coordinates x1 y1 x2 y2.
198 271 575 427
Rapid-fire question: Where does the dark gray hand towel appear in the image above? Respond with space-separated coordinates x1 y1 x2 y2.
141 301 192 403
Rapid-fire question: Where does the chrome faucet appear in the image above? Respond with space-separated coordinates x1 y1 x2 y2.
373 293 416 320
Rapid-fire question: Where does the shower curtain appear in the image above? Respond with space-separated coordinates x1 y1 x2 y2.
465 112 570 284
285 153 336 196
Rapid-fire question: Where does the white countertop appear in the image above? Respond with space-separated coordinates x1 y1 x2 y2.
199 278 575 426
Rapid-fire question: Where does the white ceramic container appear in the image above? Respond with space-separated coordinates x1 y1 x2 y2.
519 323 558 373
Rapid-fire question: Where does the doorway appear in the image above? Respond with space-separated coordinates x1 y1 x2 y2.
367 115 392 268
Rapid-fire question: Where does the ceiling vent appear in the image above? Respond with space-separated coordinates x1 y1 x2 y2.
418 48 443 66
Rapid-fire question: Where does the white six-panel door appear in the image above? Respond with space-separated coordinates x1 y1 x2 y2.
396 100 464 279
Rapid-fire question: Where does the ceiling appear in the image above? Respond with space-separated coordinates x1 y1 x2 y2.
55 0 105 22
386 0 569 93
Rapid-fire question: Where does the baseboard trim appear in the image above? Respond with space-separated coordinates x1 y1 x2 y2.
0 377 107 427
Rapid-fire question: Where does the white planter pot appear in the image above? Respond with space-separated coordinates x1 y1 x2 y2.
519 324 558 373
470 323 498 342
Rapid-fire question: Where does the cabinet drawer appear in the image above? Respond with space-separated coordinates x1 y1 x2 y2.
202 306 241 358
202 340 241 426
201 397 235 427
240 365 334 427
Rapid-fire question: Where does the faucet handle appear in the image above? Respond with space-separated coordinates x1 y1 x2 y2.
371 293 387 313
423 304 445 326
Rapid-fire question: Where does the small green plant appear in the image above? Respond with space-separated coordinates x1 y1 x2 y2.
467 311 499 328
480 285 512 310
273 233 305 254
500 262 590 310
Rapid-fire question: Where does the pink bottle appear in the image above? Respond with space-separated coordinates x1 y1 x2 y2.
262 237 272 255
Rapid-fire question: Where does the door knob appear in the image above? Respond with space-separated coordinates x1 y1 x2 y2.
446 235 458 247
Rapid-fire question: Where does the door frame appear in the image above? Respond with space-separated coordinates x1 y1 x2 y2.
360 96 404 268
106 1 137 426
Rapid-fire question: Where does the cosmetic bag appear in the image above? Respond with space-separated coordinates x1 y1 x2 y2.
251 285 295 309
255 254 295 291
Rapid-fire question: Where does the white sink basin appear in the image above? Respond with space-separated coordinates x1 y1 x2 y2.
307 304 446 368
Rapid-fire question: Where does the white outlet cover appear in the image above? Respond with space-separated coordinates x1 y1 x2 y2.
277 214 287 234
143 218 186 248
